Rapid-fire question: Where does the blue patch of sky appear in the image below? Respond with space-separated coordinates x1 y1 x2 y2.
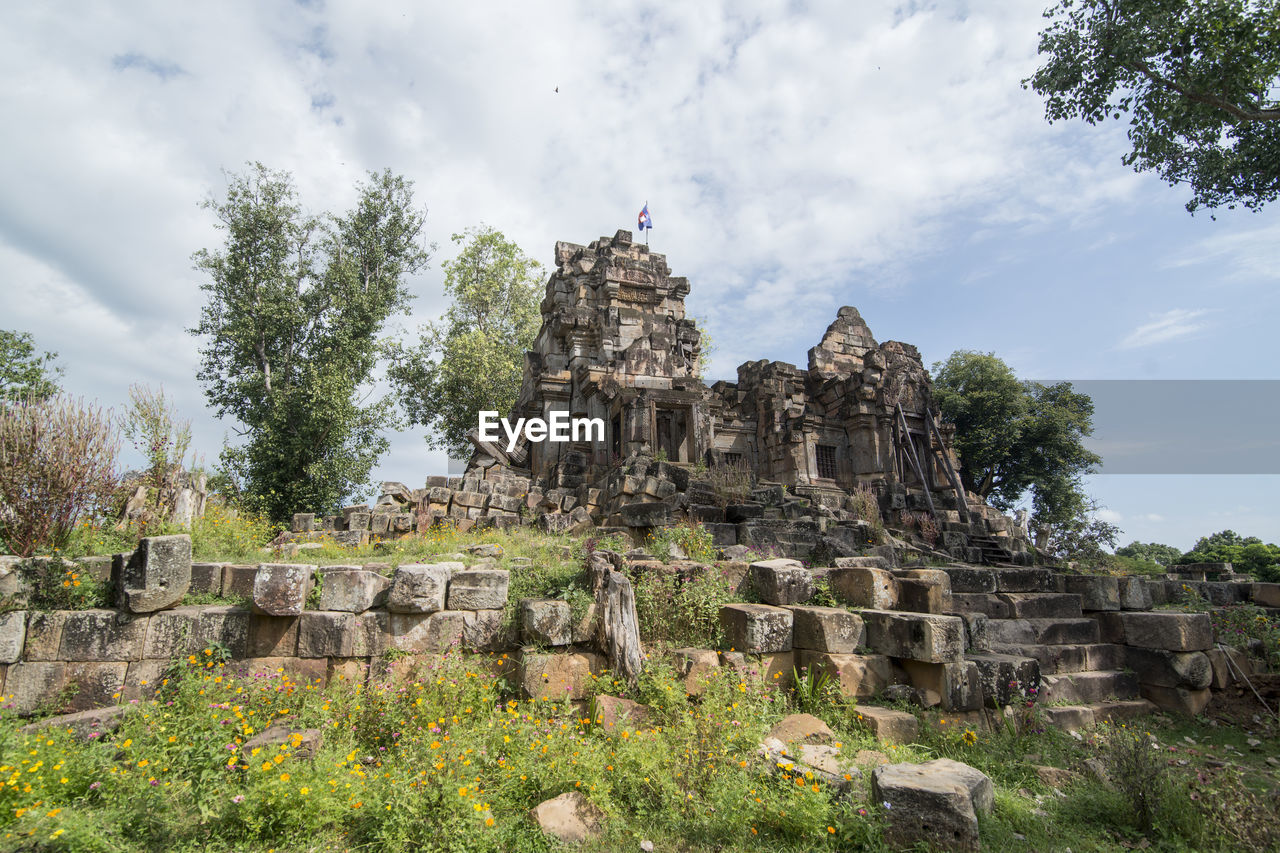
301 25 334 63
111 53 185 80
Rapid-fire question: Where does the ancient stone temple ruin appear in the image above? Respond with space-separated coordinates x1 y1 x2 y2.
448 228 1026 565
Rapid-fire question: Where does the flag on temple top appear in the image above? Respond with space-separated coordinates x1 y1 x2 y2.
638 203 652 232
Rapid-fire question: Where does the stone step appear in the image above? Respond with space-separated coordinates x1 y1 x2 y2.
1039 699 1158 733
950 593 1082 620
985 618 1101 647
998 593 1083 619
1040 670 1140 704
991 642 1125 675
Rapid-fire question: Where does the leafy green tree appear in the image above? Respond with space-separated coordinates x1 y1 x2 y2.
931 350 1102 531
1116 540 1183 567
389 226 543 459
1044 505 1121 564
1176 528 1280 579
0 330 63 401
123 383 192 515
1025 0 1280 213
190 163 430 522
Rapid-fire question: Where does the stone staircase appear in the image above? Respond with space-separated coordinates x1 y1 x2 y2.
946 567 1157 731
967 534 1020 567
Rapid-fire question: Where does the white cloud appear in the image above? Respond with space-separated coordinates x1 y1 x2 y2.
1164 221 1280 282
0 1 1270 497
1117 309 1212 350
1094 508 1124 525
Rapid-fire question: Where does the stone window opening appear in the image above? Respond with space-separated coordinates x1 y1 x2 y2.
654 406 690 462
815 444 839 480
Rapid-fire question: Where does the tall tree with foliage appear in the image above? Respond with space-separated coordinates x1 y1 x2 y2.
389 226 543 460
1176 528 1280 579
123 383 193 516
1116 540 1184 567
0 330 63 402
932 350 1102 532
190 164 430 521
1025 0 1280 213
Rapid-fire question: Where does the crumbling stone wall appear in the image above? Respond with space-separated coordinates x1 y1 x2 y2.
6 538 1274 725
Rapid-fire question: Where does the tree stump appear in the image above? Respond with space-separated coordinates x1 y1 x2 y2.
587 551 644 685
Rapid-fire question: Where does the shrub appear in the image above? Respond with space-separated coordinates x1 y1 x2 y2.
848 485 886 543
702 459 753 507
1102 728 1172 834
1208 604 1280 670
0 395 120 556
15 554 112 610
631 562 734 647
648 520 717 562
185 502 277 561
121 383 193 521
790 665 835 715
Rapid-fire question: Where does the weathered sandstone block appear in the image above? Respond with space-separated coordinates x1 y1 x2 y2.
318 566 391 612
116 535 191 613
749 559 813 605
1115 612 1213 651
861 610 965 663
252 564 313 617
719 603 793 653
447 569 510 610
387 563 455 614
828 567 898 609
521 598 573 646
788 606 864 653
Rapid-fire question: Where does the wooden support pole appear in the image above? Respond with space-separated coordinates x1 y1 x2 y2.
928 408 970 524
895 403 935 517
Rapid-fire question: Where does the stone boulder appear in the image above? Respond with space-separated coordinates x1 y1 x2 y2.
788 606 864 653
591 695 650 733
317 566 391 612
861 610 965 663
759 737 862 795
829 566 898 609
854 705 919 744
719 603 793 653
242 724 323 761
520 598 572 646
447 569 510 610
19 705 130 739
0 557 32 607
749 559 814 605
672 648 721 694
252 563 313 617
387 563 456 614
117 534 192 613
530 791 605 845
0 611 26 663
767 713 835 746
1125 647 1213 690
1115 612 1213 651
872 758 993 852
520 651 603 700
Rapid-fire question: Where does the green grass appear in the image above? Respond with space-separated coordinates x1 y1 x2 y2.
11 514 1280 850
5 654 1277 852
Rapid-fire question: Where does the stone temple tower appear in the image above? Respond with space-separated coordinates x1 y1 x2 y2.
478 228 711 489
457 227 1026 564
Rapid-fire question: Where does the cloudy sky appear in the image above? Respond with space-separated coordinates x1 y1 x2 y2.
2 1 1277 550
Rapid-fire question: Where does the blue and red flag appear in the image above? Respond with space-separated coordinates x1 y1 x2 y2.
638 203 652 232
